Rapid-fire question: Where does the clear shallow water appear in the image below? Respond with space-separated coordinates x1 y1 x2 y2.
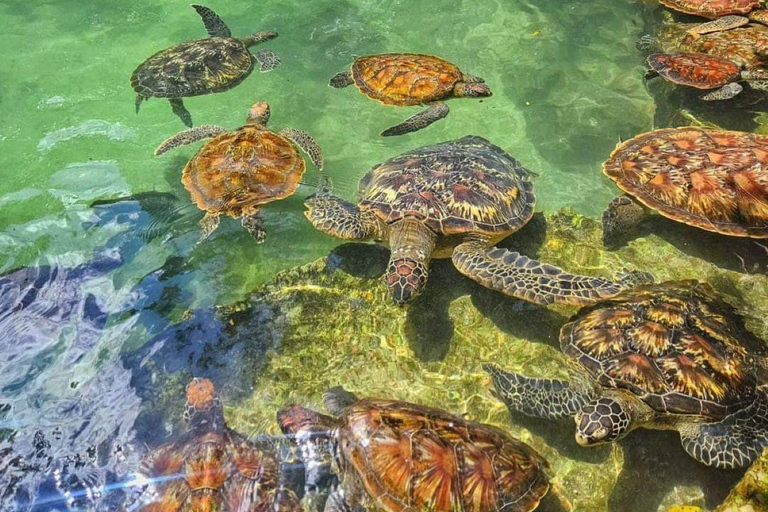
1 0 766 510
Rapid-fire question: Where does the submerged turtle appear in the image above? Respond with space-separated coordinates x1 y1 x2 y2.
601 127 768 248
131 5 280 127
645 52 768 100
329 54 491 136
658 0 765 18
306 135 643 305
155 102 323 243
277 387 552 512
485 280 768 469
137 378 302 512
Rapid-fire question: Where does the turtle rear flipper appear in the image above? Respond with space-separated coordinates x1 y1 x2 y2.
135 94 146 114
241 210 266 243
281 128 324 169
680 386 768 469
381 102 449 137
192 4 232 38
329 71 353 88
452 237 633 306
253 48 282 72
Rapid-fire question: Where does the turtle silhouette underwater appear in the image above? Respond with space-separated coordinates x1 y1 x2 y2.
306 135 646 305
135 378 302 512
155 102 323 243
601 127 768 248
277 387 553 512
329 53 491 136
131 5 280 127
485 280 768 469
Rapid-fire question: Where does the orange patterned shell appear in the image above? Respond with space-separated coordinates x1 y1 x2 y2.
647 53 740 89
603 127 768 237
659 0 760 18
182 125 305 218
351 54 464 106
561 281 760 418
338 399 550 512
660 23 768 70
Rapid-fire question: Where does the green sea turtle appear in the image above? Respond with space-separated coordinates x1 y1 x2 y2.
329 53 491 136
305 135 645 305
277 387 552 512
658 0 767 19
155 102 323 243
131 5 280 127
601 127 768 248
485 280 768 469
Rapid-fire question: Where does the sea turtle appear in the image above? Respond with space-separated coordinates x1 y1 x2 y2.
601 127 768 248
485 280 768 469
136 378 302 512
155 102 323 243
329 53 491 136
131 5 280 127
645 52 768 100
277 387 552 512
658 0 765 18
305 135 644 305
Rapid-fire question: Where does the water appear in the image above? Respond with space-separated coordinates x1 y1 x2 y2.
1 0 766 511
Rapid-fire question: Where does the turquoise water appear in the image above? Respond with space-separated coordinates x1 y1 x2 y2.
1 0 766 510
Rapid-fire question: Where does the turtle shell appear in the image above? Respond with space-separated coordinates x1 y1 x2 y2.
603 127 768 237
182 125 305 218
659 0 760 18
337 398 550 512
647 53 741 89
351 54 464 106
659 23 768 70
358 136 536 237
561 281 760 419
131 38 253 98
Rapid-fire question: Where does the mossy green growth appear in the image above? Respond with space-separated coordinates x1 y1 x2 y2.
715 448 768 512
218 208 766 512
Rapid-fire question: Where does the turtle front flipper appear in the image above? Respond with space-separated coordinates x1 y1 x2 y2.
452 236 636 306
281 128 324 169
253 48 282 72
679 386 768 469
329 71 353 88
135 94 145 114
241 210 266 243
169 98 193 128
686 15 749 39
385 219 437 304
601 195 648 249
154 125 226 156
484 364 593 419
304 193 381 241
701 82 743 101
381 102 449 137
191 4 232 38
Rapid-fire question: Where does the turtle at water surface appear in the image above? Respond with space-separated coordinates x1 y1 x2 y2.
486 280 768 469
278 387 553 512
305 135 647 305
135 378 302 512
601 127 768 248
155 102 323 243
329 53 491 136
658 0 765 18
131 5 280 127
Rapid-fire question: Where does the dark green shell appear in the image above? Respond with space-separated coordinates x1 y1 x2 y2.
358 136 536 237
131 37 253 98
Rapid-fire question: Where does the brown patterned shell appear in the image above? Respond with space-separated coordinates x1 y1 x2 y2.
561 281 760 419
659 0 760 18
338 399 550 512
647 53 741 89
351 54 464 106
603 127 768 237
358 136 536 237
659 23 768 70
182 125 305 218
131 38 253 98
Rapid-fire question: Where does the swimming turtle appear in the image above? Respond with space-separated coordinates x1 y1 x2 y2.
131 5 280 127
645 52 768 100
305 135 644 305
155 102 323 243
277 387 552 512
485 280 768 469
659 0 765 18
137 378 302 512
601 127 768 248
329 53 491 136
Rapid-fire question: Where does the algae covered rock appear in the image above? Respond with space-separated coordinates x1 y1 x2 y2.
716 447 768 512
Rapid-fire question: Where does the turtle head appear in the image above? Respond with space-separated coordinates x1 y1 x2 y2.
455 82 492 98
574 397 631 446
277 405 339 492
386 257 429 305
247 102 271 126
184 378 225 432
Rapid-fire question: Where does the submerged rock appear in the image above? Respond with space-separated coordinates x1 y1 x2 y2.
715 448 768 512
